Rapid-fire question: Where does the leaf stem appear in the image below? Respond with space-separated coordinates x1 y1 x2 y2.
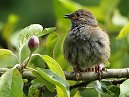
19 49 22 64
11 54 19 63
22 51 33 68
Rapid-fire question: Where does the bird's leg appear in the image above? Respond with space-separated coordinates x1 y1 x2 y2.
95 65 102 75
95 64 105 80
85 67 95 72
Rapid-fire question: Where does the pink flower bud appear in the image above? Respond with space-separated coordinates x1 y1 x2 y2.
28 36 39 52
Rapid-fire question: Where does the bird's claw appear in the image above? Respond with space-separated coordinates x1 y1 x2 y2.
74 67 83 79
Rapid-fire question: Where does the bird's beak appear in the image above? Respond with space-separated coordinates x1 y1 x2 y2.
63 14 71 19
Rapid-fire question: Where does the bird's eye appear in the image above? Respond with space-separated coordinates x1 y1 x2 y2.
70 14 78 20
71 16 78 20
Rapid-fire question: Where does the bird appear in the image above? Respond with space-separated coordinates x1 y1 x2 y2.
63 9 110 75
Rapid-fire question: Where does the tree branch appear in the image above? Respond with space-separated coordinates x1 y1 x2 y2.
0 68 129 89
65 68 129 81
65 68 129 90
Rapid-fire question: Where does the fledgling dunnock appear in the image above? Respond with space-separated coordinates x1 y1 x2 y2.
63 9 110 74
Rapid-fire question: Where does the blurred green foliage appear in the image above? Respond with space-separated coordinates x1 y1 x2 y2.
0 0 129 97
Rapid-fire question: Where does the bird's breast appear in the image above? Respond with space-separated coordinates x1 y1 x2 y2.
64 25 110 70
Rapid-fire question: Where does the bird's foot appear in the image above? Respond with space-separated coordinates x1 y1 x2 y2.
85 67 95 72
84 64 105 80
73 67 83 79
95 64 105 80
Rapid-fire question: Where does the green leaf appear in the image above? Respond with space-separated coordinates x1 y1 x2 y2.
53 0 82 33
117 22 129 39
118 0 129 17
120 79 129 97
0 68 23 97
35 68 70 97
0 49 13 56
2 14 19 40
70 88 78 97
40 55 65 78
0 49 18 68
46 32 59 56
18 24 55 50
32 70 55 92
28 79 42 97
18 24 43 50
23 93 27 97
42 27 56 36
53 35 69 69
73 90 80 97
53 0 81 19
95 81 108 94
39 55 70 97
28 85 39 97
108 85 120 97
95 81 120 96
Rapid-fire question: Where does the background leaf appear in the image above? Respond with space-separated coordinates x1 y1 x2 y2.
53 35 71 70
0 49 13 56
46 32 59 57
0 68 23 97
118 0 129 17
117 22 129 39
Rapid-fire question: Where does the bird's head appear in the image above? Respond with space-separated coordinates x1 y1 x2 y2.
64 9 98 28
